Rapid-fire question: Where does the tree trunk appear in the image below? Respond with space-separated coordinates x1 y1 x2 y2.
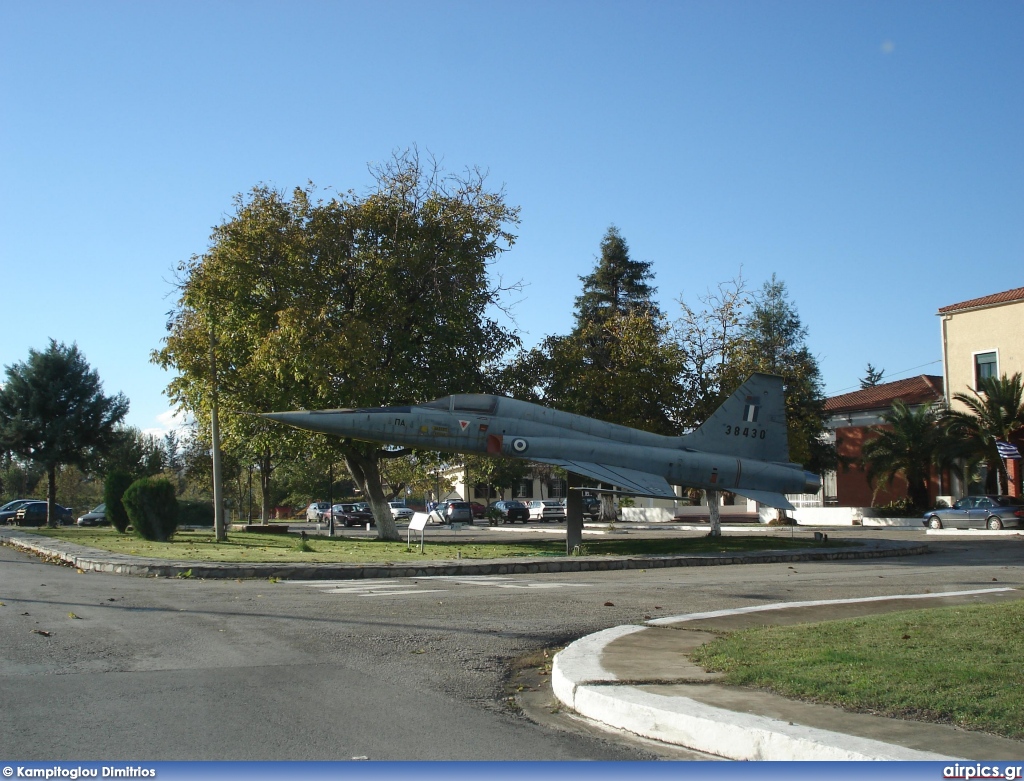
259 447 273 524
47 464 59 529
598 486 616 522
341 443 400 541
706 489 721 537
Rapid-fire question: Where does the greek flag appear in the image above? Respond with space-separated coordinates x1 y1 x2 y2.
996 440 1022 460
742 396 760 423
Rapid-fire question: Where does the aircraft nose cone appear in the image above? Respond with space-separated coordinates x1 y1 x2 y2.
261 411 314 425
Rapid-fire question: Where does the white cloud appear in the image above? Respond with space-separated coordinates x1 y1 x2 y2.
143 408 193 439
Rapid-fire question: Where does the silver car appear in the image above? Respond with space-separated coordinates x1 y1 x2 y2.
388 501 414 521
923 495 1024 530
527 499 567 522
305 502 331 521
434 501 472 524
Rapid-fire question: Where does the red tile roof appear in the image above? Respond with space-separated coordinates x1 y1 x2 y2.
937 286 1024 314
825 375 944 414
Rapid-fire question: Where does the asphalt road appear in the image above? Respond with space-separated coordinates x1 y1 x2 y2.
2 530 1022 760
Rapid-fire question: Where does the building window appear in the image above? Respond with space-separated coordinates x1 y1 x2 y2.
513 479 534 499
547 479 567 498
473 483 493 500
974 351 997 388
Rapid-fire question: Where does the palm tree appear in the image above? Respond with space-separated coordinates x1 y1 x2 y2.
861 401 945 509
943 373 1024 495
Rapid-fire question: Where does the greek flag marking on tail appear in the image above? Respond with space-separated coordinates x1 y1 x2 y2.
742 396 760 423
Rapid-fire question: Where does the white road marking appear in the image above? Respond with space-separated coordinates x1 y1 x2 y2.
286 574 592 596
432 575 592 590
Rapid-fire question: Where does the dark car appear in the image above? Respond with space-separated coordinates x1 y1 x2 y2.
14 501 74 527
325 503 376 528
77 503 107 526
582 494 601 519
923 495 1024 530
487 500 530 523
470 502 487 519
433 500 473 524
0 499 33 524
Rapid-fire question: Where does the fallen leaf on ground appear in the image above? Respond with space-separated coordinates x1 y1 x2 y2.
32 629 51 637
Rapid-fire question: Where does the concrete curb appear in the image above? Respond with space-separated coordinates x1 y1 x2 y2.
555 590 1019 760
549 593 1003 760
0 528 928 580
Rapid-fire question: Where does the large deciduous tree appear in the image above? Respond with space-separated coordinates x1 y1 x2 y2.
0 340 128 527
155 150 520 540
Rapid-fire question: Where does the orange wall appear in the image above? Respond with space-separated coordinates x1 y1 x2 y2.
835 425 945 507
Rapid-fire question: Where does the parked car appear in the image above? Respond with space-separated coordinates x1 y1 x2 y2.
388 501 414 521
923 495 1024 530
526 499 567 522
325 503 375 527
470 502 487 519
487 500 529 523
77 503 107 526
305 502 331 521
433 500 473 524
0 499 33 524
582 494 601 519
14 501 73 527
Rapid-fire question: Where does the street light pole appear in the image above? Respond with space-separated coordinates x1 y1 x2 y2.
209 321 226 542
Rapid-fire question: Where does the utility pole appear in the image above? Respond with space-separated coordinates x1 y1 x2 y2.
210 319 226 541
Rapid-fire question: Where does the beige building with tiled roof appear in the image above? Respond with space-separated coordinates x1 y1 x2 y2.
939 286 1024 411
938 285 1024 497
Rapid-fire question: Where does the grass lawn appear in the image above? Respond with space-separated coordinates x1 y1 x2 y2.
20 526 845 564
691 600 1024 739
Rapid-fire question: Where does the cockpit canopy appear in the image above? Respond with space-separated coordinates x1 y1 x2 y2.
421 394 499 414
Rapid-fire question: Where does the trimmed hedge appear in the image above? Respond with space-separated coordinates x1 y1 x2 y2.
103 470 134 533
123 477 179 542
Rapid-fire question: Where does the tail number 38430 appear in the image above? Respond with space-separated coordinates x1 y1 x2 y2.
725 425 766 439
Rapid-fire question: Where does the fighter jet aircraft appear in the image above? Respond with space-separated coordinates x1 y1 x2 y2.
263 373 821 510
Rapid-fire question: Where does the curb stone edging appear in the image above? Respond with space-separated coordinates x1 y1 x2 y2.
0 528 928 580
549 593 1001 761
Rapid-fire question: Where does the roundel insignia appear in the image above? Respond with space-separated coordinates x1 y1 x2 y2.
512 438 528 453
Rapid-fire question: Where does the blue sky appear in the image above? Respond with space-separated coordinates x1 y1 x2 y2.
2 1 1021 435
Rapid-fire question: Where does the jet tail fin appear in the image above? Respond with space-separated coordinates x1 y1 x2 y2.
682 374 791 464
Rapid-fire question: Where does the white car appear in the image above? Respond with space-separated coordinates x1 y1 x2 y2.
305 502 331 521
388 501 414 521
526 499 567 522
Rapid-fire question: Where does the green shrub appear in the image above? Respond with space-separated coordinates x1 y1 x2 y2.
123 478 179 542
876 497 920 517
178 500 214 527
103 470 134 533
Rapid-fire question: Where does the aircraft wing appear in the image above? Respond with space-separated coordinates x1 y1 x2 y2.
729 488 795 511
531 459 677 499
